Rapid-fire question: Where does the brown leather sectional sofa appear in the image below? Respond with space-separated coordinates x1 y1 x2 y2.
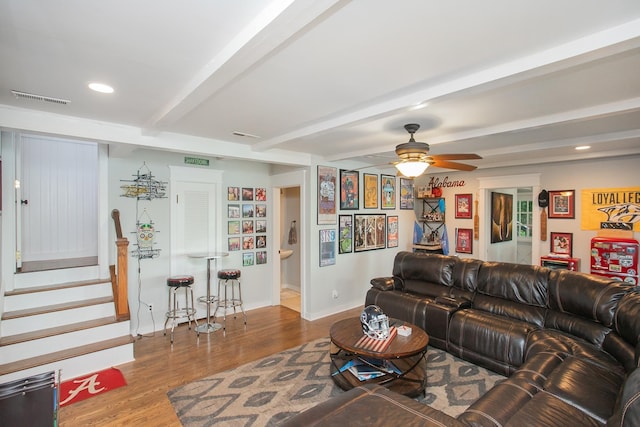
284 251 640 426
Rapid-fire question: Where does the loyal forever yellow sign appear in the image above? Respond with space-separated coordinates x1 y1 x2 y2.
581 187 640 231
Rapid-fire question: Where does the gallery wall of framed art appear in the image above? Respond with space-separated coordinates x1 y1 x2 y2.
227 185 268 266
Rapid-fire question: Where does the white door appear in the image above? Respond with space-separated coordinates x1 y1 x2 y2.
18 135 98 269
170 167 222 311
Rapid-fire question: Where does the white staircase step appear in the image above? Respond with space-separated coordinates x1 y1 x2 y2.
0 336 134 383
1 301 115 336
0 322 131 364
4 282 112 311
13 266 101 288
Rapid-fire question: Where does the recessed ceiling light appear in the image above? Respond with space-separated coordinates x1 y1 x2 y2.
88 82 114 93
575 145 591 150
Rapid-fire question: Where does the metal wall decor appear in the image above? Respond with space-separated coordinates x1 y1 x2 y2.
120 162 167 260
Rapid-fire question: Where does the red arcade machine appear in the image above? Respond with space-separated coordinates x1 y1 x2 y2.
590 236 639 285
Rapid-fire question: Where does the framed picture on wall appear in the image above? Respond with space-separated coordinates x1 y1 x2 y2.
455 194 473 219
227 186 240 201
242 220 254 234
243 252 255 266
228 220 241 235
242 204 254 218
255 204 267 218
255 187 267 201
399 178 414 210
381 174 396 209
319 229 336 266
363 173 378 209
491 192 513 243
340 170 359 210
456 228 473 254
338 214 353 254
354 214 386 252
242 187 254 201
550 232 573 256
228 204 240 218
318 165 337 224
387 215 398 248
548 190 575 219
242 236 255 249
228 237 240 251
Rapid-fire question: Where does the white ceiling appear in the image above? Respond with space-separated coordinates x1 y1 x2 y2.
1 0 640 172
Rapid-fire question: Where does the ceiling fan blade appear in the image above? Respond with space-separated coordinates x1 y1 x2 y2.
430 154 482 161
430 159 478 171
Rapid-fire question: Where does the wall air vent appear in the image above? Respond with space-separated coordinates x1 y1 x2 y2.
11 90 70 105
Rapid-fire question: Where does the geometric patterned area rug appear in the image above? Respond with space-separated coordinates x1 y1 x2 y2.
167 338 505 426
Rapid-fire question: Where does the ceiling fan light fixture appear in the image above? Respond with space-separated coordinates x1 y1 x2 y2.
395 160 429 177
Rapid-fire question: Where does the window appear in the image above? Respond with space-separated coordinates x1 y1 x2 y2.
517 199 533 238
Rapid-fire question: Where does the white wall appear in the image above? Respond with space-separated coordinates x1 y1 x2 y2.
304 163 417 320
108 148 276 334
414 155 640 273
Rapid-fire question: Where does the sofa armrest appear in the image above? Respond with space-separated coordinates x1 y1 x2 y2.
435 296 472 309
370 277 397 291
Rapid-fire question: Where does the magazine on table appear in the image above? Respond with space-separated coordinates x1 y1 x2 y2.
332 357 401 381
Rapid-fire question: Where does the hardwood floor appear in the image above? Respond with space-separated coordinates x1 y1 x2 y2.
280 288 301 312
59 305 362 426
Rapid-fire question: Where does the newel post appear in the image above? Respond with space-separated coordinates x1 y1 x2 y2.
112 209 130 321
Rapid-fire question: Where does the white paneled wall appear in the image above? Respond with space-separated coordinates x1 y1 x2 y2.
20 135 98 261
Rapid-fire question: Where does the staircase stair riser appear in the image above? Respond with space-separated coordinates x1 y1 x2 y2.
13 266 101 288
0 344 134 384
1 322 130 364
4 282 112 311
1 303 116 336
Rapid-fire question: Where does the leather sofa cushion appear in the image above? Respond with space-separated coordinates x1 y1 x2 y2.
280 384 464 427
476 261 549 308
548 269 631 327
448 310 537 374
608 367 640 427
392 251 455 295
504 393 603 427
544 309 612 348
365 288 430 334
451 257 483 293
462 351 623 426
473 293 546 327
526 329 625 377
369 276 395 291
544 355 624 423
614 291 640 354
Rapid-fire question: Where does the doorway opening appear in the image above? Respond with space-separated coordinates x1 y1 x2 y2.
271 168 307 318
478 174 541 265
279 186 301 313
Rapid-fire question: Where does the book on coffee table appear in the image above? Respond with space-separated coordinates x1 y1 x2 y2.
332 357 401 381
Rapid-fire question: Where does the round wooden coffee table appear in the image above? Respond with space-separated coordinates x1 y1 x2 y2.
329 317 429 397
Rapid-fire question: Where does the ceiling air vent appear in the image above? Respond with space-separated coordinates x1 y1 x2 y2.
11 90 70 105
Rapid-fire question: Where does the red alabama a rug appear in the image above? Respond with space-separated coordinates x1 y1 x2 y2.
59 367 127 407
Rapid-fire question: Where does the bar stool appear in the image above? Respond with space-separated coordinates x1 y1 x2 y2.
163 275 199 343
214 269 246 335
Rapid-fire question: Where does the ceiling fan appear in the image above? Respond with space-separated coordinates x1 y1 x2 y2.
393 124 482 177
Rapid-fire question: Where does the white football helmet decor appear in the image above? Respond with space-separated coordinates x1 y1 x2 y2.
360 305 390 340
